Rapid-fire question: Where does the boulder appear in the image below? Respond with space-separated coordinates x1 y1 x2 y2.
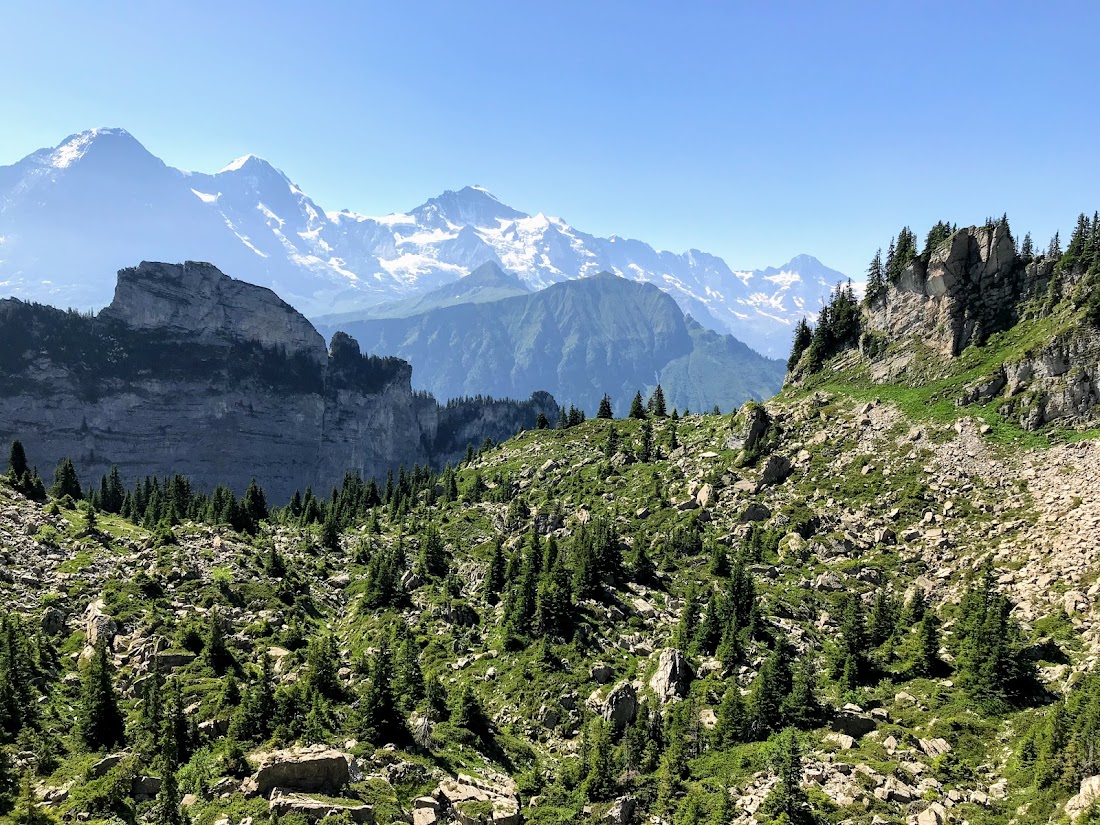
439 775 520 825
831 710 876 738
740 503 771 523
729 403 770 452
131 775 162 801
649 648 692 703
605 795 637 824
600 681 638 726
245 746 352 797
269 791 373 823
84 598 117 648
590 663 614 684
41 606 66 636
759 454 792 486
916 802 947 825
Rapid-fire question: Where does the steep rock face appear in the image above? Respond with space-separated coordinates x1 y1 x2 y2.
102 261 327 364
859 225 1099 428
0 263 557 500
865 224 1044 356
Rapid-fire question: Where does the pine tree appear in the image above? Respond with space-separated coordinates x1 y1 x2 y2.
912 610 940 677
7 441 28 481
482 537 506 604
781 655 822 729
639 420 654 462
749 644 791 738
583 718 615 801
1021 232 1034 260
0 747 15 816
150 770 186 825
535 412 550 430
49 458 81 502
863 248 885 305
79 641 125 752
759 728 813 825
358 646 402 744
787 318 812 372
713 680 747 748
648 385 668 418
629 391 646 419
597 395 613 419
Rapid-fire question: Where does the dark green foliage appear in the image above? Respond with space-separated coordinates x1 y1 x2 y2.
750 643 791 738
830 594 870 689
305 633 343 701
954 562 1036 710
417 525 448 578
10 773 57 825
647 384 668 417
923 220 955 255
7 441 28 481
885 226 919 282
629 391 646 419
358 646 403 744
1023 673 1100 794
597 394 613 419
801 281 860 373
150 770 186 825
786 318 812 373
78 642 125 752
863 248 886 306
712 680 747 749
49 457 81 501
582 718 615 801
759 728 813 825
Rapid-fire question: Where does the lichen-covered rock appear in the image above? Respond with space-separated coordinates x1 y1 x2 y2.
244 746 352 798
649 648 692 703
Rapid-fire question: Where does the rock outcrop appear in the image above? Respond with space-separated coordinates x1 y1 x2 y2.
243 746 352 797
649 648 692 703
865 224 1041 356
0 261 558 500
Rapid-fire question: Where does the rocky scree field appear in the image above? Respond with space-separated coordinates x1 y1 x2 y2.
0 358 1099 825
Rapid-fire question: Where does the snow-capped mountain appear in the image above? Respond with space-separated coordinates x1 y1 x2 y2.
0 128 847 355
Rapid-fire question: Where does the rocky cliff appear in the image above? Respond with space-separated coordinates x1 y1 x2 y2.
844 224 1100 429
0 261 557 500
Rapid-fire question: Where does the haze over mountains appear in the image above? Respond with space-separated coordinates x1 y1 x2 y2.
318 263 786 415
0 127 846 355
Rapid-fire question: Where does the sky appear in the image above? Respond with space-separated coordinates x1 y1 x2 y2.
2 1 1100 279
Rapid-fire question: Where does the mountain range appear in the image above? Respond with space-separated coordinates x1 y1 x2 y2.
317 263 786 415
0 127 847 356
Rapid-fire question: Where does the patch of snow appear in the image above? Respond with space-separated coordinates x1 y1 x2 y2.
191 189 219 204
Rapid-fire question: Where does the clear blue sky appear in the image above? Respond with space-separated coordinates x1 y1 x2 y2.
2 1 1099 279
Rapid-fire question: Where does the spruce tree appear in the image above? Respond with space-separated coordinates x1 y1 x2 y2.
7 441 28 481
648 385 668 417
359 646 402 743
863 248 885 305
913 610 940 677
629 391 646 419
596 395 613 419
482 537 506 604
713 681 747 749
79 641 125 752
49 458 81 502
583 718 615 801
0 747 15 816
787 318 812 372
759 728 812 825
150 770 186 825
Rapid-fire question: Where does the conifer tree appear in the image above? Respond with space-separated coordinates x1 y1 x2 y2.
713 680 747 749
10 772 56 825
49 458 81 502
863 248 885 305
629 391 646 419
79 641 125 752
639 420 654 462
749 644 791 738
535 412 550 430
647 385 668 418
597 395 613 419
912 610 941 677
583 718 615 801
358 646 401 743
787 318 812 372
0 747 15 816
7 441 28 481
482 536 506 604
150 770 186 825
759 728 812 825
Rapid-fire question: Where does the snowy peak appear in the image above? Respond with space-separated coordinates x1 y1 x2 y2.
0 128 848 357
37 127 160 171
215 154 288 181
411 185 529 228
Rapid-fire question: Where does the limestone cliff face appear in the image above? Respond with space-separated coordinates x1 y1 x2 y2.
865 224 1049 356
0 262 557 500
101 261 327 365
861 226 1099 428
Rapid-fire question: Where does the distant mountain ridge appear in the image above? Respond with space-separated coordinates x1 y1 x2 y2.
317 265 786 415
0 128 847 355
